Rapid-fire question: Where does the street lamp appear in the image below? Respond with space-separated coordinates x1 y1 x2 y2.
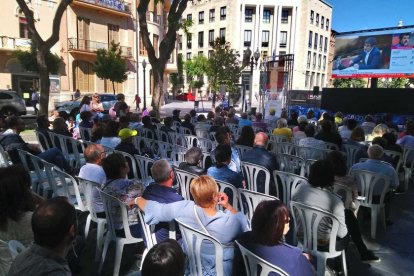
142 59 147 109
243 47 260 113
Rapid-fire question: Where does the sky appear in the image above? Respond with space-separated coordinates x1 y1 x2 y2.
326 0 414 32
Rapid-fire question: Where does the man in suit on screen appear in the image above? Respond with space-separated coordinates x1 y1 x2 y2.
348 37 382 69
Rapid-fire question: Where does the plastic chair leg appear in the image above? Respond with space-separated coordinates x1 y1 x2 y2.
99 235 111 273
371 207 378 239
316 256 327 276
95 221 106 262
342 251 348 276
113 241 125 276
84 215 91 239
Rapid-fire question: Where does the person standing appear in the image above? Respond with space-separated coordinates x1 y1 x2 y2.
133 94 141 110
31 89 39 114
74 89 81 100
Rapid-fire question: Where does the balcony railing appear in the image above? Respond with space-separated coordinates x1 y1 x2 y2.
75 0 131 14
68 38 132 58
0 36 31 51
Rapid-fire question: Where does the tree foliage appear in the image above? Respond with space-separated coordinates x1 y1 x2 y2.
184 54 208 89
14 42 61 74
206 38 243 93
378 78 410 88
93 42 128 93
333 78 366 88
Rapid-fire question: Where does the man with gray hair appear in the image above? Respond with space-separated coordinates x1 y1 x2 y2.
178 147 205 175
143 159 183 242
350 144 398 224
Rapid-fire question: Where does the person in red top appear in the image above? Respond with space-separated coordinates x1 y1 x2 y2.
133 94 141 110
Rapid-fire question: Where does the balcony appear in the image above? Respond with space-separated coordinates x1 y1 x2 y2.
72 0 131 17
0 36 31 51
68 38 132 58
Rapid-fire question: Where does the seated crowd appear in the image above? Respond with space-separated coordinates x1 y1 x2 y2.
0 99 412 276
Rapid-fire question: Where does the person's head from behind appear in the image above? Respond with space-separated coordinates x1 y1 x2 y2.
184 113 192 123
382 132 397 146
213 116 224 126
321 120 333 133
141 239 186 276
255 113 263 121
36 115 50 129
365 114 374 123
207 111 215 120
307 109 315 119
190 175 218 208
116 93 125 102
91 122 105 142
185 147 203 166
347 119 357 131
304 124 315 137
364 37 377 53
6 116 25 133
251 200 290 246
214 144 232 167
309 160 335 188
276 118 287 129
103 120 120 137
350 127 365 142
254 132 268 147
84 144 106 165
80 95 91 106
399 33 410 46
372 124 389 138
197 114 206 122
32 197 77 251
142 115 152 127
269 108 276 116
190 109 196 118
151 159 173 185
368 144 384 160
102 153 129 179
237 126 255 146
216 126 231 145
52 117 67 132
241 112 248 120
0 165 34 230
325 151 347 177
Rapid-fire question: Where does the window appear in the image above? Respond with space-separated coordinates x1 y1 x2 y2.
323 55 326 70
74 60 94 92
316 13 319 26
153 34 159 57
319 36 323 51
307 51 311 68
308 31 313 48
208 50 214 58
263 9 271 23
280 31 287 48
262 31 269 47
208 30 214 44
186 52 192 60
279 51 286 55
316 73 320 87
220 28 226 40
220 7 226 20
244 30 252 47
178 35 182 50
318 54 321 69
312 53 316 69
245 8 253 22
314 33 318 50
139 32 147 55
108 24 119 44
77 17 90 50
198 31 204 47
198 51 204 56
199 11 204 24
310 72 315 88
321 74 325 87
187 33 192 49
324 37 328 52
209 9 215 22
187 14 192 21
310 10 314 24
321 16 325 29
326 19 330 30
18 10 31 39
281 9 289 23
305 71 310 88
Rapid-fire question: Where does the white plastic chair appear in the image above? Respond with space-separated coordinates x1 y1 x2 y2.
114 150 139 179
35 130 52 151
198 138 214 152
290 201 348 276
235 145 253 159
278 154 305 176
134 155 154 187
79 127 92 141
235 240 289 276
174 168 198 200
324 142 340 151
342 144 364 169
76 177 107 262
238 188 279 224
272 142 297 156
350 170 390 239
16 149 45 192
401 146 414 191
216 180 239 210
195 126 210 139
333 183 353 210
176 220 225 276
53 167 86 211
241 162 271 194
179 126 193 135
273 170 308 209
98 190 143 276
201 151 215 170
298 146 330 161
152 141 173 160
184 135 199 149
304 159 317 178
8 240 26 259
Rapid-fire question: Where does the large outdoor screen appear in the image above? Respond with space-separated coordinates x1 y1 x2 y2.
332 27 414 78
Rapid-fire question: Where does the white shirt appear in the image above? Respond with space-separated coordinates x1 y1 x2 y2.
79 163 107 213
31 92 39 101
364 49 372 65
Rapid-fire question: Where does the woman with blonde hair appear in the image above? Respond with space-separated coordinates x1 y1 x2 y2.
367 123 389 142
130 175 248 276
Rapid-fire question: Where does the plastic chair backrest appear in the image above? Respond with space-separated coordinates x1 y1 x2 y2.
235 240 289 276
273 170 309 209
195 127 210 139
54 167 86 211
333 183 353 209
273 142 297 156
290 201 342 255
350 170 390 205
35 130 52 151
216 180 238 210
198 138 214 152
179 126 193 135
174 168 198 200
402 146 414 170
341 144 363 169
0 144 11 167
304 159 317 177
235 145 253 159
168 132 185 147
298 146 330 160
152 141 173 160
114 150 139 179
134 154 154 186
279 154 305 176
77 177 103 220
176 220 225 276
238 188 279 224
324 142 339 151
184 135 199 149
383 150 402 171
79 127 92 141
201 151 215 170
241 162 271 194
157 130 170 143
8 240 26 259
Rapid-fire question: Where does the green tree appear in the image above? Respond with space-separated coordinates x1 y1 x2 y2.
93 42 128 94
184 54 208 91
138 0 191 117
16 0 73 115
14 42 61 75
333 78 366 88
206 38 243 93
169 53 185 98
378 78 410 88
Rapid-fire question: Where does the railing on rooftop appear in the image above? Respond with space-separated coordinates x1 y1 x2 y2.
68 38 132 58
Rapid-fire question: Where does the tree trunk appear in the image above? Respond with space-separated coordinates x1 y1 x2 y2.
37 50 50 116
112 81 116 94
151 67 164 118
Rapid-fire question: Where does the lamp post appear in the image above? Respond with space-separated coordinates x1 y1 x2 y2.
142 59 147 109
243 47 260 113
